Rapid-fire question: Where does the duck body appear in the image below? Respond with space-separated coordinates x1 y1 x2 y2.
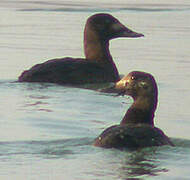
94 71 174 149
18 13 144 85
94 124 172 149
18 58 119 84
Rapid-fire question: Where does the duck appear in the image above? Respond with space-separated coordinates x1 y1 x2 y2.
18 13 144 85
94 71 174 148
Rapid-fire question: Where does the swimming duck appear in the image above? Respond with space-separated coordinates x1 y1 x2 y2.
18 13 144 85
94 71 174 148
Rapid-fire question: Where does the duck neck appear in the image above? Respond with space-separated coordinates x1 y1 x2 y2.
83 28 119 81
120 96 157 126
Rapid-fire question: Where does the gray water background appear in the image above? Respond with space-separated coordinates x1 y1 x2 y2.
0 1 190 179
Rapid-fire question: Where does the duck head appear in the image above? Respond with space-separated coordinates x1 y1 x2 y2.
116 71 158 126
86 13 144 41
116 71 158 109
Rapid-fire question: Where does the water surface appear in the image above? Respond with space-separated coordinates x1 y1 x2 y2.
0 1 190 179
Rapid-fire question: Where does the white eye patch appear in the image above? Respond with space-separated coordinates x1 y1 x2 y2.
138 81 148 89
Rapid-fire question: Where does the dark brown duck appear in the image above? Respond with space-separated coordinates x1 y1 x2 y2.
94 71 174 149
18 13 144 85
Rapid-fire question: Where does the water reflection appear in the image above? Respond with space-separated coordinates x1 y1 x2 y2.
16 82 65 113
24 95 53 112
119 148 168 179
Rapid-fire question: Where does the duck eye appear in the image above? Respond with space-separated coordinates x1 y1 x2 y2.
131 76 136 80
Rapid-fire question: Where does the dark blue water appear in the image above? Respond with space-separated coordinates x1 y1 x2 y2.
0 1 190 179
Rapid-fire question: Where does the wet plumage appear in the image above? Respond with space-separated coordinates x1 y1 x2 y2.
94 71 174 149
18 13 144 85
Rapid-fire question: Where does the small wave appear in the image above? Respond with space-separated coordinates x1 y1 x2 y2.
170 137 190 148
18 7 190 13
0 138 93 158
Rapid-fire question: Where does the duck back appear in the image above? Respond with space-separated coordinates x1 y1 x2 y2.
94 124 173 149
18 58 119 84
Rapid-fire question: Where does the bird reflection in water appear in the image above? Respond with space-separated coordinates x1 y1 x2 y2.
118 149 168 179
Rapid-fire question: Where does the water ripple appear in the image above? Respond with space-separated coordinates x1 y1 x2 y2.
19 7 190 13
0 138 93 158
12 1 190 13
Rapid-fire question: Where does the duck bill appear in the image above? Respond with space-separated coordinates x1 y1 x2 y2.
114 78 130 95
121 29 144 38
115 79 127 89
99 80 127 95
111 22 144 38
120 27 144 38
